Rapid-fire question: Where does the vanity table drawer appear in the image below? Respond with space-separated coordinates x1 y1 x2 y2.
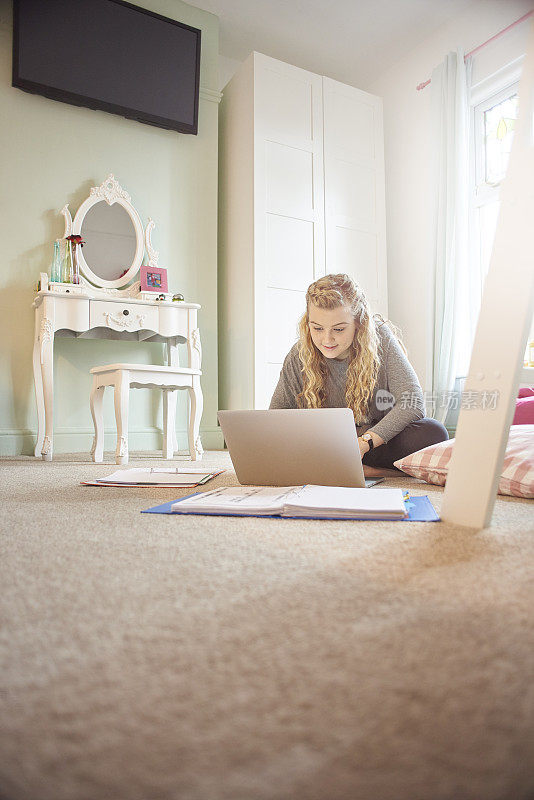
89 301 158 333
158 305 189 338
50 297 90 332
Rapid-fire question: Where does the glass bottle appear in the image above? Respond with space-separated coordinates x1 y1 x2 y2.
72 243 80 285
62 239 73 284
50 240 61 283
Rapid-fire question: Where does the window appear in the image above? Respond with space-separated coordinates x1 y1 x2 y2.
468 66 533 372
451 75 523 378
472 82 519 281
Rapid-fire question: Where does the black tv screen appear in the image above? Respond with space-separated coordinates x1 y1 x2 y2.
12 0 201 134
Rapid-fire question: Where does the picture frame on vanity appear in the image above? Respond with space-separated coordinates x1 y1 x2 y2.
140 265 168 293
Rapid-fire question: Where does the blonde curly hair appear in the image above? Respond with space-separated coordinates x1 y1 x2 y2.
296 274 402 424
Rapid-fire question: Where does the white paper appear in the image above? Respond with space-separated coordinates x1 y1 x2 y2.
283 485 406 517
171 484 407 519
171 486 300 514
96 468 215 485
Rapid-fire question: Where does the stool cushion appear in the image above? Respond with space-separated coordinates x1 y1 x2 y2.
90 363 201 376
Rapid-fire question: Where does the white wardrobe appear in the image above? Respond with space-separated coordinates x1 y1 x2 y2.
218 52 387 410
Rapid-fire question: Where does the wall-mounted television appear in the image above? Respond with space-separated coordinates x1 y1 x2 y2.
12 0 201 135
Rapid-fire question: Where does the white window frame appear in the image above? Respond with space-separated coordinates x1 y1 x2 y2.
469 57 523 285
445 56 528 432
447 61 523 385
473 82 519 200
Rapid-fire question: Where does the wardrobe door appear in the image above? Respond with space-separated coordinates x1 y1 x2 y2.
253 54 325 409
323 77 388 317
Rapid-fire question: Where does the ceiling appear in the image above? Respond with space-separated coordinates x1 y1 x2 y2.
186 0 481 88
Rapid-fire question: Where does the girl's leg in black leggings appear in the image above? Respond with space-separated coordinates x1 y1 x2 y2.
362 418 449 471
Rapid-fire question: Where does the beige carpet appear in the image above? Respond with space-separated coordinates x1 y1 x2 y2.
1 450 533 800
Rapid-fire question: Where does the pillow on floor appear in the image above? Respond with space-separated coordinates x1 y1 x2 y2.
513 389 534 425
393 424 534 499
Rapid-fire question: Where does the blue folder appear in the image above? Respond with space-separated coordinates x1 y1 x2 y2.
142 492 440 521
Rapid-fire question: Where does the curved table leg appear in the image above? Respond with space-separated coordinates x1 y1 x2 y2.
40 318 55 461
114 371 130 465
33 316 45 457
90 381 105 463
186 324 203 460
188 375 203 461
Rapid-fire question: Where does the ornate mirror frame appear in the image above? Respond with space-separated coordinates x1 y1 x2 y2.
60 174 158 291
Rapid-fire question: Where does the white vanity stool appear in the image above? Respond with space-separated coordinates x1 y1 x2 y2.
90 363 203 464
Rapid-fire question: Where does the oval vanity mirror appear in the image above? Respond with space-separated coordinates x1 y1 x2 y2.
67 174 148 290
81 202 138 283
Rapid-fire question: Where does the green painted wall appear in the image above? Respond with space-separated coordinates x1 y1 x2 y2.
0 0 223 455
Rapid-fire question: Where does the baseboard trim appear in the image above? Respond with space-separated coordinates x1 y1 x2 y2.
0 427 224 456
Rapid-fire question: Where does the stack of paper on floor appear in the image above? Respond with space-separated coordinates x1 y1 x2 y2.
170 485 408 520
283 485 407 519
82 468 224 488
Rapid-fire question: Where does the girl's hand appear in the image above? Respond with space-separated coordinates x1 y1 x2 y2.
357 437 368 458
358 432 385 458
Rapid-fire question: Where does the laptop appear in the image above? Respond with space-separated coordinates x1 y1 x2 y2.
217 408 384 488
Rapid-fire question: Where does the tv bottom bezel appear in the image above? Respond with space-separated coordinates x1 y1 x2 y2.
12 77 199 136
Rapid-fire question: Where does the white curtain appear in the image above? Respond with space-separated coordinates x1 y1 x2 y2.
430 50 471 425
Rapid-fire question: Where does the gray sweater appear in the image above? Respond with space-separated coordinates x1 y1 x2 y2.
269 323 425 442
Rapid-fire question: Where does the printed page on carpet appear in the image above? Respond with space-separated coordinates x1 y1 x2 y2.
142 486 440 521
81 468 224 488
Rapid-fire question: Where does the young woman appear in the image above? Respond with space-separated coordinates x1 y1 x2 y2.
270 273 448 473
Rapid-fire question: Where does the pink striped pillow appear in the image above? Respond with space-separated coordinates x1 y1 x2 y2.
394 424 534 499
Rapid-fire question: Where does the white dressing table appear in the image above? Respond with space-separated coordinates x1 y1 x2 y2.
32 175 203 461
